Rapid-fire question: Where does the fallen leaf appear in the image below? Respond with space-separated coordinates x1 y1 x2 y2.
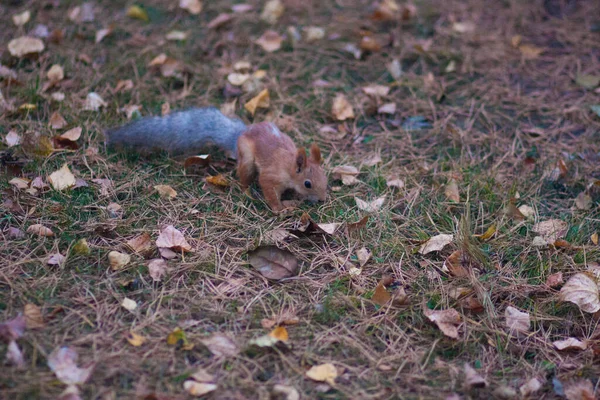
158 247 177 259
464 363 487 388
5 131 21 147
9 178 30 190
519 44 544 59
419 234 454 255
356 248 371 267
166 30 188 41
121 297 137 311
47 64 64 82
248 326 289 347
474 224 496 240
183 381 217 397
91 178 112 196
12 10 31 27
154 185 177 199
126 233 153 255
564 379 595 400
166 327 190 347
24 304 45 329
108 251 131 271
8 36 45 57
546 272 564 288
332 94 355 121
47 253 66 266
304 26 325 42
126 331 146 347
505 306 530 334
205 174 230 188
574 192 592 210
232 4 253 13
47 347 94 386
27 224 54 237
371 277 392 306
6 340 24 368
378 102 396 114
444 179 460 202
452 21 475 33
443 250 469 277
559 273 600 313
592 233 599 245
95 27 112 43
424 307 461 339
156 225 192 253
387 58 402 80
200 333 239 357
248 246 299 280
386 176 405 189
331 165 359 186
60 127 82 141
261 0 284 24
127 5 149 21
244 89 270 116
355 196 386 212
520 378 542 397
83 92 107 111
553 337 587 351
180 0 202 14
317 223 340 235
362 84 390 97
575 74 600 89
533 219 568 244
360 35 382 52
256 30 284 52
306 363 337 385
49 112 67 129
273 384 300 400
147 259 168 282
72 238 90 255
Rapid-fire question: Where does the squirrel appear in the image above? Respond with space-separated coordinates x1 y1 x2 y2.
105 107 328 212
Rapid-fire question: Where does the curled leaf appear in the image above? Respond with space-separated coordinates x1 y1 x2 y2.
248 246 299 280
419 234 453 255
424 307 461 339
559 273 600 313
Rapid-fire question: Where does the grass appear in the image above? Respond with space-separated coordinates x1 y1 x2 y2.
1 0 600 399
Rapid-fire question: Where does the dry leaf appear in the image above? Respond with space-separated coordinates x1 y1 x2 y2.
519 378 542 397
232 4 253 13
533 219 568 244
249 326 289 347
387 58 402 80
256 30 284 52
444 179 460 202
332 165 359 186
24 303 45 329
126 331 146 347
72 239 90 255
424 307 461 339
464 363 487 388
419 234 454 255
95 27 112 43
372 278 392 306
184 155 212 169
166 30 188 41
362 84 390 97
592 233 598 245
49 112 67 129
332 94 355 121
227 72 250 86
158 247 177 259
5 131 21 147
28 224 54 237
9 178 30 190
200 334 239 357
61 127 82 141
121 297 137 311
244 89 270 116
505 306 530 334
452 21 475 33
12 10 31 27
127 5 149 21
184 381 217 397
273 385 300 400
574 192 592 210
355 196 386 212
261 0 284 24
47 253 66 266
127 233 153 255
205 174 230 188
474 224 496 240
443 250 469 277
248 246 299 280
356 247 371 267
48 164 76 191
559 273 600 313
317 223 340 235
108 251 131 271
47 64 64 82
83 92 107 111
553 338 587 351
546 272 564 288
156 225 192 252
304 26 325 42
386 176 405 189
306 363 337 385
47 347 93 386
378 102 396 114
180 0 202 14
114 79 134 93
519 44 544 59
154 185 177 199
563 379 595 400
8 36 45 57
147 259 168 282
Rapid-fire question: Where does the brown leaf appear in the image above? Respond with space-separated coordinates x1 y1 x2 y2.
505 306 530 334
205 174 230 188
443 250 469 277
424 307 461 339
419 234 454 255
49 112 67 130
533 219 568 244
114 79 134 93
24 303 45 329
546 272 564 288
574 192 592 210
60 127 82 141
519 44 544 59
156 225 192 252
332 94 355 121
184 154 211 169
207 13 233 29
256 30 283 53
248 246 299 280
200 334 239 357
154 185 177 199
559 273 600 313
126 233 153 255
147 259 168 282
347 216 369 233
108 251 131 271
553 337 587 351
27 224 54 237
464 363 487 388
372 278 392 306
444 179 460 202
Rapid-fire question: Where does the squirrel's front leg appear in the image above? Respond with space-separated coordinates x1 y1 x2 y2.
258 174 284 212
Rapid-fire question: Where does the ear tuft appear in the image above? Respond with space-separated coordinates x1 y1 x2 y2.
310 143 322 164
296 147 307 172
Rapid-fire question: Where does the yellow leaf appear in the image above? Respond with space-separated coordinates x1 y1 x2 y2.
127 5 149 21
108 251 131 271
8 36 45 57
126 331 146 346
519 44 544 59
205 174 230 188
474 224 496 240
244 89 270 116
19 103 37 111
269 326 289 342
154 184 177 199
72 238 90 255
592 232 598 245
305 363 337 385
24 303 45 329
331 94 354 121
167 327 186 345
48 164 76 191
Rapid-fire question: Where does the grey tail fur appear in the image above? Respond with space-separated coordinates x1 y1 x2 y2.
104 107 247 158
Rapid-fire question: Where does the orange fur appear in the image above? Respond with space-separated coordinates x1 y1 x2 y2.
236 122 327 212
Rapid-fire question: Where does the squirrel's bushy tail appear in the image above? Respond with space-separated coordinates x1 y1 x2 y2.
105 107 247 157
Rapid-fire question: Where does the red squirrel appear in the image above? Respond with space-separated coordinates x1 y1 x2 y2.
105 107 328 212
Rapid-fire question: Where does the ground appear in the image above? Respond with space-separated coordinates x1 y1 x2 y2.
1 0 600 399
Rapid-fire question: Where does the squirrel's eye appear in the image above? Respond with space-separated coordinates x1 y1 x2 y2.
304 180 312 189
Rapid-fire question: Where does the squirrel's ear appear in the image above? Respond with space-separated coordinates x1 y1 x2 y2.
296 147 307 173
310 143 322 164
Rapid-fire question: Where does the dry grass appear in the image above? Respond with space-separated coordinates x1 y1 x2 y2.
1 0 600 399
